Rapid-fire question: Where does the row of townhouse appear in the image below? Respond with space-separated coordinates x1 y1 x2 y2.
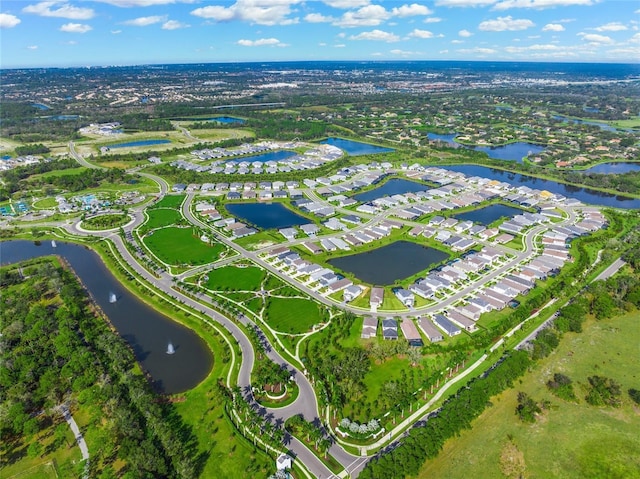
262 248 364 303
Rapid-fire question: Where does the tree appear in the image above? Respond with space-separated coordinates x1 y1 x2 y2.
515 392 541 423
27 441 43 459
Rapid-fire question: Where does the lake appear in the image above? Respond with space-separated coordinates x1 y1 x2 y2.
454 203 524 226
226 202 308 229
238 150 297 163
320 137 394 156
581 162 640 174
108 139 171 149
328 241 450 285
353 178 431 203
427 133 545 162
472 142 546 163
441 164 640 209
0 241 213 394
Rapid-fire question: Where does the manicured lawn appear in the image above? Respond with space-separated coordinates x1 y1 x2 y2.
143 227 225 265
143 208 183 230
32 197 58 209
418 311 640 479
205 265 265 291
265 297 322 334
151 194 185 209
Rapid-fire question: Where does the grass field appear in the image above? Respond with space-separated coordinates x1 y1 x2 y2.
151 194 185 209
265 297 322 334
143 208 183 230
143 227 225 266
205 265 265 291
418 311 640 479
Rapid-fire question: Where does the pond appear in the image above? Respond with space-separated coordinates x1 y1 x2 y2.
328 241 450 285
0 241 213 394
209 116 245 124
32 103 50 110
581 162 640 175
552 115 617 132
237 150 297 163
427 133 545 162
108 139 171 149
453 203 524 226
353 178 431 203
226 202 308 229
320 137 394 156
441 164 640 209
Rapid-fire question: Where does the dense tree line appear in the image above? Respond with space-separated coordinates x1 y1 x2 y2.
14 143 51 155
0 260 204 478
29 168 128 194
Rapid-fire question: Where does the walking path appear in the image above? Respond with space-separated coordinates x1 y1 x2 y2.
58 404 90 478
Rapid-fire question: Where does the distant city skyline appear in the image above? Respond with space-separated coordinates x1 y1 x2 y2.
1 0 639 68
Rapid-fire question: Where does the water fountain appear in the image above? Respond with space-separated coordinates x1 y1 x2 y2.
166 341 176 355
109 292 117 303
51 240 57 248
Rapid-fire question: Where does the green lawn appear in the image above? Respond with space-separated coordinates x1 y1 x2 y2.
418 311 640 479
206 265 265 291
143 208 184 230
265 297 322 334
151 194 185 209
143 227 225 266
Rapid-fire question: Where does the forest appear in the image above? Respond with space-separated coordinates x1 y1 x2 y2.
0 258 204 478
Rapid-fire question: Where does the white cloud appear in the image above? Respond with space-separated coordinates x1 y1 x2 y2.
493 0 594 9
334 43 346 47
93 0 196 6
162 20 189 29
60 22 92 33
630 32 640 43
237 37 287 46
457 47 497 54
436 0 496 7
451 39 464 43
542 23 564 31
27 45 38 49
392 4 433 17
479 15 534 31
323 0 370 8
123 15 166 26
305 13 333 23
334 5 390 27
578 32 614 43
349 29 400 42
593 22 627 32
459 29 473 37
424 17 442 23
390 48 421 55
0 13 21 28
505 43 561 52
192 0 302 26
111 29 122 34
23 2 95 20
409 28 434 38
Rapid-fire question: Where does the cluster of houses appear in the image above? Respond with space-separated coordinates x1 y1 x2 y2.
170 142 342 175
80 122 122 137
0 154 44 172
303 219 401 254
262 247 365 303
359 206 607 344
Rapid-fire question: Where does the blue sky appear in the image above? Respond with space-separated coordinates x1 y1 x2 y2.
1 0 639 68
